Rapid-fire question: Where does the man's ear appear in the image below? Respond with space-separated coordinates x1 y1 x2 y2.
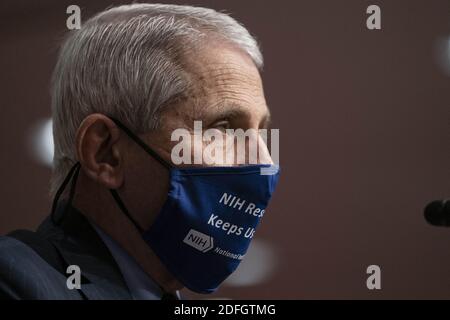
75 113 124 189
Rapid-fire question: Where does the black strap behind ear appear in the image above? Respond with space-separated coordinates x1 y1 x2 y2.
109 117 172 170
51 162 81 225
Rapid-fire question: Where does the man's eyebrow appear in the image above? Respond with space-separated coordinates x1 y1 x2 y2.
208 102 250 121
213 108 248 121
208 101 272 128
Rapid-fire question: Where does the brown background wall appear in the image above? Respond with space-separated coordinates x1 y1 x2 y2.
0 0 449 299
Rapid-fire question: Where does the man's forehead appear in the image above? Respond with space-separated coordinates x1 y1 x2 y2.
189 42 262 87
179 42 268 122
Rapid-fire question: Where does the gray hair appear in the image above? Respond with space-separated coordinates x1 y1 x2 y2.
50 3 263 196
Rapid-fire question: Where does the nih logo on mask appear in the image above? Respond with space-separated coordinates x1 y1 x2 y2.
183 229 214 253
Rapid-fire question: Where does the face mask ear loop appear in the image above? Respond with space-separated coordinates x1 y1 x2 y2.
106 116 179 297
63 163 81 221
109 189 178 299
109 189 145 234
51 162 81 225
110 190 177 299
108 117 172 171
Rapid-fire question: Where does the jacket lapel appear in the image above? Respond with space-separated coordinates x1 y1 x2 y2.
37 203 132 300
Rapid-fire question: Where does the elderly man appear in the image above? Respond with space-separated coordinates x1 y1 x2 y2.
0 3 279 300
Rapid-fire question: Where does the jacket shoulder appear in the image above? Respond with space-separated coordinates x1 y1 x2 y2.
0 235 79 300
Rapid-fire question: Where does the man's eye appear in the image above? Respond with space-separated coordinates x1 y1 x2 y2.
211 120 231 131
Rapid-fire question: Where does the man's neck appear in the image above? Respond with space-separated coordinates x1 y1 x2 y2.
71 176 182 294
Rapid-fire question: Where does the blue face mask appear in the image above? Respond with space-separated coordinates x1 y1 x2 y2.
52 117 280 294
109 118 280 294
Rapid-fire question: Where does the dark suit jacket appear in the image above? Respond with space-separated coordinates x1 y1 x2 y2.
0 202 133 300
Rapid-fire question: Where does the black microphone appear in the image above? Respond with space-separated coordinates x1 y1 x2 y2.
424 199 450 227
